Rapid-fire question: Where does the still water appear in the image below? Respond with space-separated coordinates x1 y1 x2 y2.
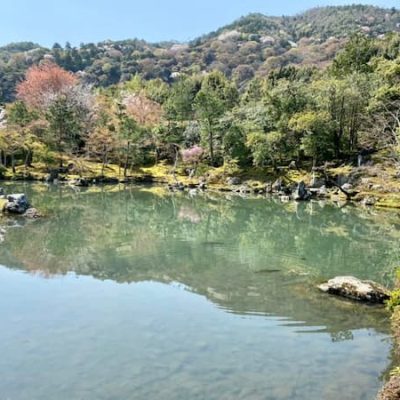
0 183 399 400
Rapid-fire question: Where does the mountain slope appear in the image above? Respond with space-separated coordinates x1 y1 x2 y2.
1 5 400 102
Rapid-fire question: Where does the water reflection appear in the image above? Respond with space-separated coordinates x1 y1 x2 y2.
0 183 398 399
0 184 397 334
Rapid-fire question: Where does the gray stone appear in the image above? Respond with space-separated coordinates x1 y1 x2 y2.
336 174 350 186
318 276 389 303
45 169 59 184
288 161 297 170
279 195 291 202
3 194 30 214
227 177 241 186
293 181 311 201
265 183 273 194
310 176 325 188
362 196 376 206
23 208 42 219
272 178 283 192
341 183 353 191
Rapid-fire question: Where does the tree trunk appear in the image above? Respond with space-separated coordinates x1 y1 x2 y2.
208 127 214 166
11 154 16 174
124 141 131 178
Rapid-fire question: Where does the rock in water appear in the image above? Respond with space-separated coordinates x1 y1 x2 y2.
318 276 389 303
72 178 89 187
23 208 42 219
3 194 30 214
293 181 311 201
272 178 283 192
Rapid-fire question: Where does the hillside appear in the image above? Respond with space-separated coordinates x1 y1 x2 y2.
1 4 400 102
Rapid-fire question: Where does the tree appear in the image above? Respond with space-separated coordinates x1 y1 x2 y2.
193 71 238 165
122 92 162 127
16 62 95 166
246 131 285 167
332 34 377 76
289 111 333 165
16 62 78 110
181 145 204 177
116 102 142 177
86 126 117 176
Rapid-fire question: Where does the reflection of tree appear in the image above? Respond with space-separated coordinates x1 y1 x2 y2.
0 183 398 335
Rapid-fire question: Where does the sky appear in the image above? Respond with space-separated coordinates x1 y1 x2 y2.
1 0 399 47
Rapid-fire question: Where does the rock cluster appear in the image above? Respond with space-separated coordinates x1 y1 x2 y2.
2 193 42 218
3 194 30 214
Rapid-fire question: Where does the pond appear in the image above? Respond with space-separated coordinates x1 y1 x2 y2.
0 183 399 400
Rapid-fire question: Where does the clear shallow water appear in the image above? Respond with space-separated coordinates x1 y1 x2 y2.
0 183 399 400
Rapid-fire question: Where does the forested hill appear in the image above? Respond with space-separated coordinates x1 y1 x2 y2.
1 4 400 102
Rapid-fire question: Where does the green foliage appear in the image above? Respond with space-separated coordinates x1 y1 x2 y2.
7 101 37 127
386 268 400 312
1 6 400 102
2 21 400 177
246 131 285 167
332 34 377 75
387 290 400 312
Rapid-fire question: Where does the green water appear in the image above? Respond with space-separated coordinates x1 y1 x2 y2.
1 183 399 400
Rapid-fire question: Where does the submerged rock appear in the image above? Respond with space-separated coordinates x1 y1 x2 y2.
23 208 42 219
3 194 30 214
318 276 389 304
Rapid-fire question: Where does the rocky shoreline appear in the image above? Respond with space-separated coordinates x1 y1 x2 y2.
3 162 400 210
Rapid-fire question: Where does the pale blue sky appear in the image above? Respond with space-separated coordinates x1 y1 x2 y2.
1 0 398 47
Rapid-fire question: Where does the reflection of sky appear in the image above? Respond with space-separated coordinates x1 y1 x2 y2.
0 184 397 399
0 267 391 400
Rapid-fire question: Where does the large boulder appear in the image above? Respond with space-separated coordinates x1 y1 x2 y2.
3 194 30 214
318 276 389 304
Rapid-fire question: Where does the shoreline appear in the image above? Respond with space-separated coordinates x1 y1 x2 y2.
1 161 400 210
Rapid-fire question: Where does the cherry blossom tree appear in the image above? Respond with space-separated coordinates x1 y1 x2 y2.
17 62 78 110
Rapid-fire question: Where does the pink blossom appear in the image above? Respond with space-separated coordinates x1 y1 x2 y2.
181 145 203 164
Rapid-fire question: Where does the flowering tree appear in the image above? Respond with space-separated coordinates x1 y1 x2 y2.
17 62 78 110
16 62 95 166
181 145 203 177
181 145 204 164
122 92 162 127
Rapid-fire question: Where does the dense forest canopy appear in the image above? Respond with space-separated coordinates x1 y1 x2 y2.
1 5 400 102
0 4 400 177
